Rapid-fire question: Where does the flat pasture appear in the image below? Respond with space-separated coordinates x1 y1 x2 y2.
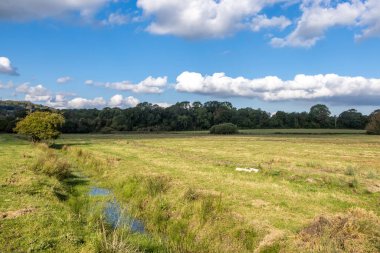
1 131 379 252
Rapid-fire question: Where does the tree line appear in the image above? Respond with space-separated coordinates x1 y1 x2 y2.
0 100 377 133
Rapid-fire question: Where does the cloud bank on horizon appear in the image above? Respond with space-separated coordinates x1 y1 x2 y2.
175 72 380 104
0 0 379 47
1 70 379 109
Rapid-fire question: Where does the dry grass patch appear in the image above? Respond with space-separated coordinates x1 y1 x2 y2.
294 208 380 253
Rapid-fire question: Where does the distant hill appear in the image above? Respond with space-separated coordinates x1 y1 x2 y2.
0 100 51 114
0 100 53 132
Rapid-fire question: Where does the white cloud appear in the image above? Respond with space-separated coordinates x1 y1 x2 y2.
56 76 72 84
45 94 67 109
98 76 168 93
67 97 107 109
271 0 380 48
0 0 110 21
251 15 291 32
102 13 129 26
65 95 139 109
137 0 288 38
154 102 172 108
15 83 52 102
0 57 18 75
85 80 94 85
356 0 380 40
108 94 140 107
175 71 380 104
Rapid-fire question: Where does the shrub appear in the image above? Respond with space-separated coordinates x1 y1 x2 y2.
366 110 380 135
100 127 114 134
14 111 65 143
210 123 238 135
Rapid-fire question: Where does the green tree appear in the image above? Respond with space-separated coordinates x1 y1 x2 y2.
366 110 380 135
14 111 65 142
337 109 367 129
309 104 333 128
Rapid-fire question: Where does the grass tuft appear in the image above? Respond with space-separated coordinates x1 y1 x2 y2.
345 166 356 176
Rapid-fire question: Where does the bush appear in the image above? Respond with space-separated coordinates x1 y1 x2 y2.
210 123 238 135
14 111 65 143
100 127 114 134
366 111 380 135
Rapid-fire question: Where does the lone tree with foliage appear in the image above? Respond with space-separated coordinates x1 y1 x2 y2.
366 110 380 135
14 111 65 142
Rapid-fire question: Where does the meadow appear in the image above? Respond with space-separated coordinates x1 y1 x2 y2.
1 131 379 252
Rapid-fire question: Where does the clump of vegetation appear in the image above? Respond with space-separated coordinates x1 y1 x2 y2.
93 219 140 253
145 176 170 196
345 166 356 176
210 123 239 135
14 111 65 143
183 188 200 201
31 151 72 180
366 110 380 135
294 208 380 252
348 178 359 189
100 127 115 134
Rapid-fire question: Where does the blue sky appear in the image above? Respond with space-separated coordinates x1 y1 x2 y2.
0 0 380 114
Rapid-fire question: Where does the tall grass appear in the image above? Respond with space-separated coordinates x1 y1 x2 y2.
30 146 72 180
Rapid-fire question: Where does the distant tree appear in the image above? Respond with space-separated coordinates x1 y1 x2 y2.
366 110 380 135
337 109 367 129
14 111 65 142
309 104 333 128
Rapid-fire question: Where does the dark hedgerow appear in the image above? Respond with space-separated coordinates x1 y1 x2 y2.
210 123 239 135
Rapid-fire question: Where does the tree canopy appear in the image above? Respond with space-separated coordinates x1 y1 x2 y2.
1 100 377 133
366 110 380 135
14 111 65 142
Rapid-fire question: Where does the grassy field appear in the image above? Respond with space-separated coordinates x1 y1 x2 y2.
1 131 379 252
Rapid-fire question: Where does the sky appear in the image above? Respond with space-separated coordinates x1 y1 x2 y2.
0 0 380 115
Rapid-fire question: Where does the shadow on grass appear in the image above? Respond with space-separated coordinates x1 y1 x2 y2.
50 143 91 150
54 174 90 201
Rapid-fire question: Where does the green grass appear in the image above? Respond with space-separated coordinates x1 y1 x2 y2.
1 132 379 252
239 128 366 135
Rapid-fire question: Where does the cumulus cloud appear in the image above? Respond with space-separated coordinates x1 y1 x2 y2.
15 83 52 102
56 76 72 84
0 0 110 21
154 102 172 108
108 94 140 107
13 80 140 109
45 94 67 109
175 71 380 105
137 0 288 38
272 0 380 47
356 0 380 40
0 57 19 75
101 13 129 26
65 95 139 109
94 76 168 94
67 97 107 109
251 15 291 32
